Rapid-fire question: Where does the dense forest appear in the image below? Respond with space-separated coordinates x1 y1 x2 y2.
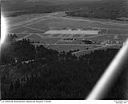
0 34 122 99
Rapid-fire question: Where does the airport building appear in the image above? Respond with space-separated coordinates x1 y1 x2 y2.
44 29 100 35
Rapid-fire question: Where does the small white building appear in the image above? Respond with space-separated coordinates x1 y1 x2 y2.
44 29 100 35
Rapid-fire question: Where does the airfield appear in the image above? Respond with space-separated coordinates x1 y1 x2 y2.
8 12 128 55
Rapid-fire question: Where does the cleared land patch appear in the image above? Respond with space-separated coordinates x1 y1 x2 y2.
8 12 128 54
10 16 128 36
26 17 128 31
9 26 44 33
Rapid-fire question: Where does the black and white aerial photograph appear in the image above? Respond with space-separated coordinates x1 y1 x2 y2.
0 0 128 101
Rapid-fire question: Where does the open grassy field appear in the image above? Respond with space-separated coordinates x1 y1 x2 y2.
89 34 128 44
7 13 47 25
9 26 45 33
9 14 128 35
8 12 128 53
45 44 100 52
25 17 128 31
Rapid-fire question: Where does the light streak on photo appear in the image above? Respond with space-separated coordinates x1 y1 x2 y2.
0 13 8 48
0 13 8 99
86 39 128 100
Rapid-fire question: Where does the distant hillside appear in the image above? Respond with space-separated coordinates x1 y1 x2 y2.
1 0 55 11
1 0 99 17
1 0 128 20
66 0 128 20
1 0 100 11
